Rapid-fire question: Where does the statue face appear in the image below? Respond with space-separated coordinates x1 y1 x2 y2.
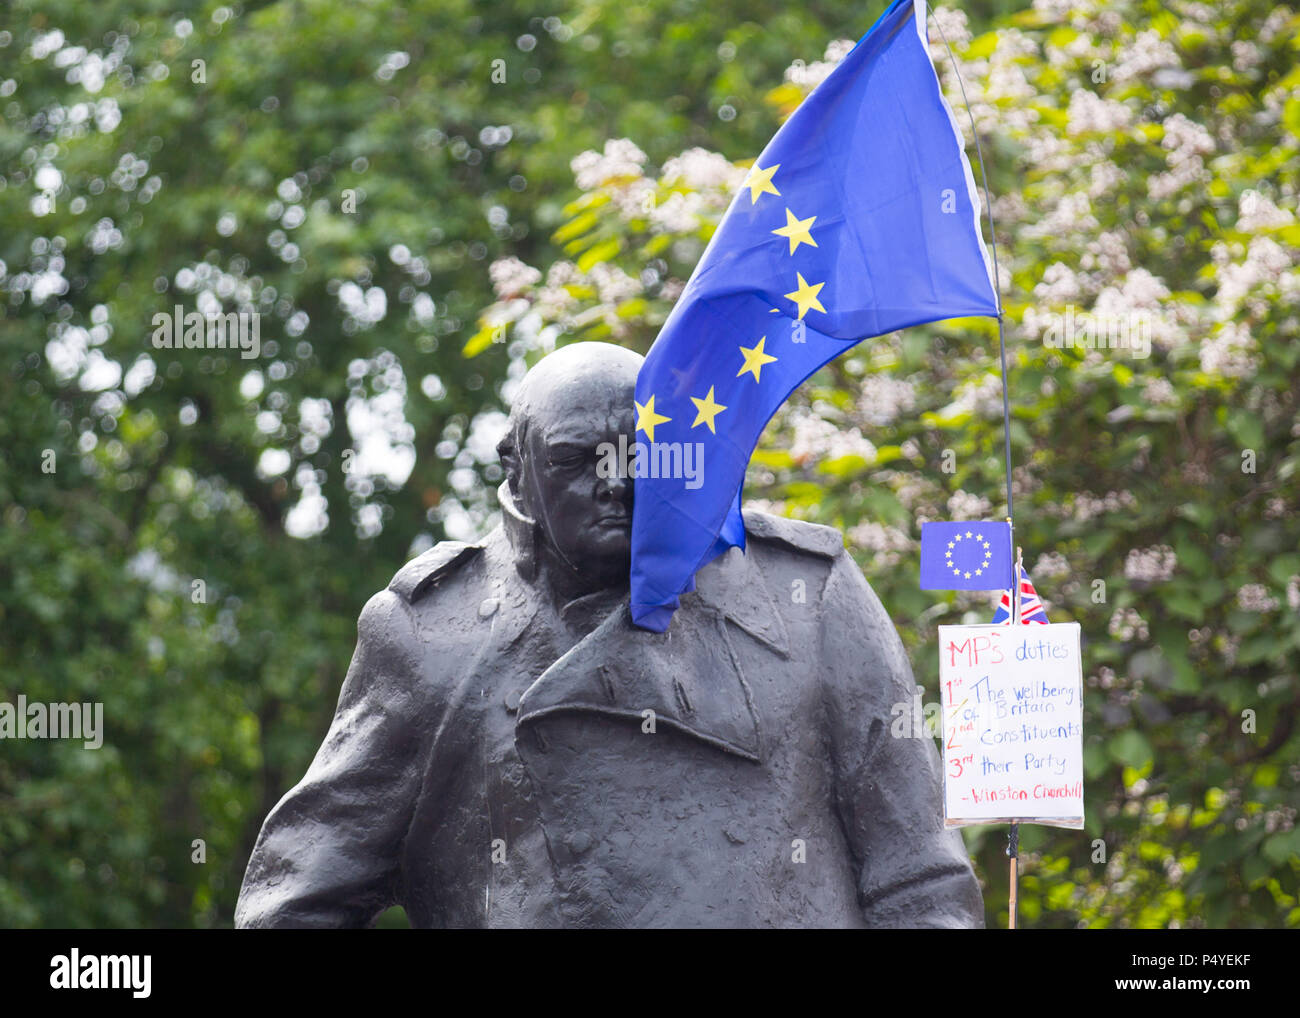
509 343 642 595
523 395 634 587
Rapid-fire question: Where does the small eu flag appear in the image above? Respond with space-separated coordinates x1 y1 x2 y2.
919 521 1012 590
630 0 1001 631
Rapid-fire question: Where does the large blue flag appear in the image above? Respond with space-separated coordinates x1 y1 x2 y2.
631 0 1000 631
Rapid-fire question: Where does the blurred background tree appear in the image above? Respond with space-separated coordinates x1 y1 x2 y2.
1 0 1295 928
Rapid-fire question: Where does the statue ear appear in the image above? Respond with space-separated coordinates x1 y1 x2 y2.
500 448 522 500
497 418 529 503
497 419 542 581
497 479 540 582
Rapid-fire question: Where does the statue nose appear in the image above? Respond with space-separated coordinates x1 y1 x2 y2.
596 471 630 504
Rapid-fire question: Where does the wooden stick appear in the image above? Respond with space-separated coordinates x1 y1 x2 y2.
1008 546 1024 930
1008 822 1020 930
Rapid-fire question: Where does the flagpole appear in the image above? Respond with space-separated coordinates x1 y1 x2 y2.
929 9 1013 535
930 3 1022 930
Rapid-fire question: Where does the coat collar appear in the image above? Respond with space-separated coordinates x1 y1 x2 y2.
689 545 790 659
514 542 790 764
516 596 763 762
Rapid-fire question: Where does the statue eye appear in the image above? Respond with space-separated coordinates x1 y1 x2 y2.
549 450 588 470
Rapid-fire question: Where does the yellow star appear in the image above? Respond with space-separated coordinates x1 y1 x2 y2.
744 163 780 204
689 386 728 434
772 208 818 255
784 272 825 319
635 394 671 441
736 337 778 383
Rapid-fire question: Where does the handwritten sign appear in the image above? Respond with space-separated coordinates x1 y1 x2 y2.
938 623 1084 829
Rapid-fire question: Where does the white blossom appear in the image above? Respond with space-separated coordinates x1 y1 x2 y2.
857 373 917 426
1237 583 1278 613
1034 261 1084 303
570 138 647 190
847 520 913 569
1070 490 1136 522
1141 376 1177 405
1108 607 1150 641
1033 552 1071 580
929 6 971 49
1198 320 1257 378
1066 89 1133 135
784 39 855 91
788 407 876 463
1110 29 1180 82
947 489 992 520
488 256 541 299
649 190 707 233
587 262 641 305
1124 545 1176 583
1230 40 1262 73
1082 230 1132 276
1237 191 1295 232
660 148 744 191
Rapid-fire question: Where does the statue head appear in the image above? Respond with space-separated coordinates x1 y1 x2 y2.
497 342 642 600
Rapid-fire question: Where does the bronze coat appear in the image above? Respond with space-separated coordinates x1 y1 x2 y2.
235 509 984 928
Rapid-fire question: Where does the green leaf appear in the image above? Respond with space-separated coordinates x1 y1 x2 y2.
1163 590 1202 621
1261 828 1300 866
462 323 501 357
576 238 621 273
552 210 600 244
1107 730 1154 770
1225 409 1265 450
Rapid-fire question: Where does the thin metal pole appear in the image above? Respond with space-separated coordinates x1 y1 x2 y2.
1008 545 1025 928
932 9 1023 929
930 7 1015 533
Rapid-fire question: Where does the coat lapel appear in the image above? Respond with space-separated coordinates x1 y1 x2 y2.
516 594 763 762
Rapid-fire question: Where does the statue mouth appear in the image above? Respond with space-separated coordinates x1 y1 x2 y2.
594 514 631 529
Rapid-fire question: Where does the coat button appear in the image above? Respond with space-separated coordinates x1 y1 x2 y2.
567 830 592 856
504 688 522 713
479 597 500 619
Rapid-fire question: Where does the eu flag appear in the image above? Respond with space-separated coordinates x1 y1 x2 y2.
919 521 1012 590
631 0 1001 631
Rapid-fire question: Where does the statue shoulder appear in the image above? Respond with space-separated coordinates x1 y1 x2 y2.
386 540 485 605
741 508 845 561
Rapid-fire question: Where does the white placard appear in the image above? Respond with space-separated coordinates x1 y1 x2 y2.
938 623 1084 829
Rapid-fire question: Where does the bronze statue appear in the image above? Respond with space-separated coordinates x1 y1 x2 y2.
235 342 984 928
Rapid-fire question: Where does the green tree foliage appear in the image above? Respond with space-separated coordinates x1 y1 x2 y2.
2 0 951 927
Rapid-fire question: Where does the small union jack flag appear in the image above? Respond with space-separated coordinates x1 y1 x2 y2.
992 565 1049 624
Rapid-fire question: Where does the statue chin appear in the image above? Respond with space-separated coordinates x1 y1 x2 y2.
548 539 630 594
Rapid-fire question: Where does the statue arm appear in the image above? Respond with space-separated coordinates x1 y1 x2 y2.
235 589 426 928
820 550 986 929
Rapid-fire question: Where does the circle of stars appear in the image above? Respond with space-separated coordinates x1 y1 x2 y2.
946 530 993 580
